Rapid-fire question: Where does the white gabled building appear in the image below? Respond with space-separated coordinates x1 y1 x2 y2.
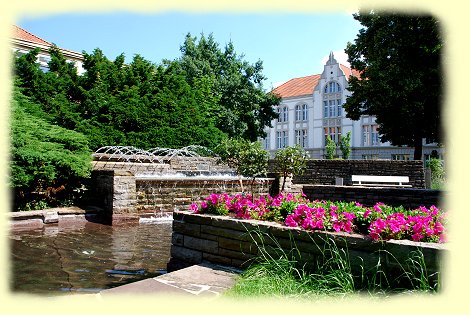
11 25 85 75
262 52 443 161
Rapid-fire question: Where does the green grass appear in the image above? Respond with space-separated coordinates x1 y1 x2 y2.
224 229 440 300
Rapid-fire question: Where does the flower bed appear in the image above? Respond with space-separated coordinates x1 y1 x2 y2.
190 192 446 243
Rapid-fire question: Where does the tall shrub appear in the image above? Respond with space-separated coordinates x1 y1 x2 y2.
274 145 308 192
339 131 352 159
427 158 445 189
10 90 92 210
215 138 268 196
325 135 337 160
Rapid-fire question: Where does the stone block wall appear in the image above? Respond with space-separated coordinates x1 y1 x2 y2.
90 170 274 220
168 211 446 288
303 185 443 209
136 177 274 216
90 170 137 217
92 156 234 176
269 159 425 188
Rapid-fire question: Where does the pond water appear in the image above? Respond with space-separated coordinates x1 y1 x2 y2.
9 219 172 295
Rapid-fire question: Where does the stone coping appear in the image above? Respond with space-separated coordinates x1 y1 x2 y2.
8 206 103 221
305 184 439 191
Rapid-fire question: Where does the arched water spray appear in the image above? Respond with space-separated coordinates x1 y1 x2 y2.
94 145 215 164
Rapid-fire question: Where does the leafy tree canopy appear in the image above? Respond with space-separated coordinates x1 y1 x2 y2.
344 11 443 160
176 33 280 140
13 47 227 151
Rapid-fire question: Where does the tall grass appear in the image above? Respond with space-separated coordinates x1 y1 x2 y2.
224 228 440 300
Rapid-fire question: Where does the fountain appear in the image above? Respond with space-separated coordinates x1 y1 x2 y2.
90 146 275 222
10 145 273 294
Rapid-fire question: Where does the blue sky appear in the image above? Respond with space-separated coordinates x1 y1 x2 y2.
18 12 361 90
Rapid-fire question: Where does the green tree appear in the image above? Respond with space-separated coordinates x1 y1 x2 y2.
325 136 337 160
339 131 352 159
344 12 443 160
10 89 92 210
274 145 308 192
177 33 280 141
13 47 227 151
215 138 269 196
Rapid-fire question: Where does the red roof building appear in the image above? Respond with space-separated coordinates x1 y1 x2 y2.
10 25 85 74
261 52 442 161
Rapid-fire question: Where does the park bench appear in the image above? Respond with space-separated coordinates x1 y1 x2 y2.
351 175 412 187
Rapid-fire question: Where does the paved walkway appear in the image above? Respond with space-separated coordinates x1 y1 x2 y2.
98 262 241 298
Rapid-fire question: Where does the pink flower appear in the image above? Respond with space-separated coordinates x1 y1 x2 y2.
332 222 342 232
285 215 298 227
434 221 445 234
201 201 207 209
412 233 424 242
343 212 356 220
189 203 199 213
373 203 383 213
343 221 353 233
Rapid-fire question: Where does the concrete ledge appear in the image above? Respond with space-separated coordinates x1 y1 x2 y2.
98 262 240 297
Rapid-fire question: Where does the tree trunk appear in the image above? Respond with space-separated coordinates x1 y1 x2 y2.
413 136 423 160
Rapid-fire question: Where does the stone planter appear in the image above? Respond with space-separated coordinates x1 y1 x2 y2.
169 211 447 289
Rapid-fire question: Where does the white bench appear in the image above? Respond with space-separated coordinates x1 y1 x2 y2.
351 175 411 187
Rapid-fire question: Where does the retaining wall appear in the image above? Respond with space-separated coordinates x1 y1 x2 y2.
92 156 234 175
90 170 274 221
168 211 446 288
303 185 443 209
268 159 426 188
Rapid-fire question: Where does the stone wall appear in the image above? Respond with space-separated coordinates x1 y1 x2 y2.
136 177 274 216
89 170 137 222
92 156 234 176
90 170 274 221
268 159 426 188
303 185 443 209
168 211 446 288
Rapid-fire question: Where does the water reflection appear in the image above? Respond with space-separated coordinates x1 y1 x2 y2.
10 220 172 295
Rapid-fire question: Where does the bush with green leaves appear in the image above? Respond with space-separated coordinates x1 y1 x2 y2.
10 89 92 210
339 131 352 159
215 138 269 196
274 144 308 192
325 135 337 159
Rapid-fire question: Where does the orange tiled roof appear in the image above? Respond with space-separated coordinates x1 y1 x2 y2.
272 64 361 99
340 64 361 80
272 74 321 98
12 25 51 46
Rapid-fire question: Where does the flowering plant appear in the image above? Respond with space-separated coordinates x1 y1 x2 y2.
189 193 446 243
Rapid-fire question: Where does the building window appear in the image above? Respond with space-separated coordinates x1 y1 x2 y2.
277 106 288 122
262 134 270 150
295 129 308 148
362 124 379 146
295 103 308 121
323 100 343 118
324 126 341 145
324 82 341 93
323 80 342 118
362 154 379 160
391 154 411 161
277 131 288 149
